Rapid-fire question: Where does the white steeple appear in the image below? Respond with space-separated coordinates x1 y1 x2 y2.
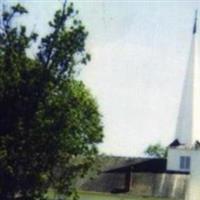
175 11 200 146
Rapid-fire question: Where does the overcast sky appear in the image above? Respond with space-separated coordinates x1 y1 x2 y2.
6 0 200 157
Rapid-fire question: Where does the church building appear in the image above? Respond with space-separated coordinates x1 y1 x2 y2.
79 12 200 200
167 11 200 200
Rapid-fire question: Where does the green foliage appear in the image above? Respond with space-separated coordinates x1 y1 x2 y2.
144 143 167 158
0 2 103 200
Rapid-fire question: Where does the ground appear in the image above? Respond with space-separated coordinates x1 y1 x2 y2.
48 190 173 200
79 191 171 200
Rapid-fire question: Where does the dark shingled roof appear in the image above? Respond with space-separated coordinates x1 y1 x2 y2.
105 158 166 173
169 139 181 147
104 158 190 175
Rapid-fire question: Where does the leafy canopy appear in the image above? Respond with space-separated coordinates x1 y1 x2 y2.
0 2 103 200
144 143 167 158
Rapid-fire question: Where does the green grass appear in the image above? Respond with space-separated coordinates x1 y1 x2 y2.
48 190 172 200
78 191 171 200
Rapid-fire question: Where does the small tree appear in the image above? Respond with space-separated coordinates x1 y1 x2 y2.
144 143 167 158
0 2 103 200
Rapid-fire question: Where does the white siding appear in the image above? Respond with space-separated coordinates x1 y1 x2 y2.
186 150 200 200
167 148 191 172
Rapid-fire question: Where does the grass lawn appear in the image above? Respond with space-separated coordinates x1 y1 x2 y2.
48 190 172 200
78 191 171 200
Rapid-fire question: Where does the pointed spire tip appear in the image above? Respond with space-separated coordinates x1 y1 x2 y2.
193 10 198 34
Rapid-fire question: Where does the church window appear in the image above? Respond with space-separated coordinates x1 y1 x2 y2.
180 156 190 170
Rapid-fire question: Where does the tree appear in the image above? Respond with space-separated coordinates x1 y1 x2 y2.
0 2 103 200
144 143 167 158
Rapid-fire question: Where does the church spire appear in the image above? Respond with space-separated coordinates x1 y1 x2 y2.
193 10 198 34
175 11 200 147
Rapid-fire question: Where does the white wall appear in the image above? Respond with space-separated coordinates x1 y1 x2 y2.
167 148 191 172
186 150 200 200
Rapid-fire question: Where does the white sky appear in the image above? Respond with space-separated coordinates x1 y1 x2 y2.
6 0 200 156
